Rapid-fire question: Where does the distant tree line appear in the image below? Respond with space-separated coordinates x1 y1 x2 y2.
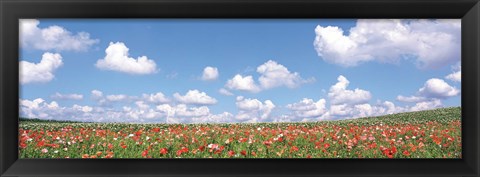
19 117 85 123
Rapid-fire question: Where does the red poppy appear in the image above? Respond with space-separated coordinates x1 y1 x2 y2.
324 143 330 149
152 128 161 133
391 146 397 154
263 140 272 146
239 138 248 143
214 146 225 154
291 146 299 152
240 150 247 156
176 147 189 156
382 146 397 158
160 148 168 155
19 142 27 149
228 150 235 157
36 140 45 147
142 150 149 157
135 130 143 136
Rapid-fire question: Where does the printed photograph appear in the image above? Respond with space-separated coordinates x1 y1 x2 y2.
19 19 461 158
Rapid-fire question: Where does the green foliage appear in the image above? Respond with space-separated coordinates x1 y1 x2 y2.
18 107 461 159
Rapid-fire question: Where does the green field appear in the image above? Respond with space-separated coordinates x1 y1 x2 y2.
19 107 461 158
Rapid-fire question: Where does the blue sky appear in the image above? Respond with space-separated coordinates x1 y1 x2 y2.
19 19 461 123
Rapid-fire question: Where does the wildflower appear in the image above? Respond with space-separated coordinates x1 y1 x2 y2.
160 148 168 155
19 143 27 149
176 147 189 156
291 146 299 152
324 143 330 149
240 150 247 156
142 150 149 157
263 140 272 146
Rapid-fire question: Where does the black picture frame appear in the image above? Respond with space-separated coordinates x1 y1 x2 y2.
1 0 479 176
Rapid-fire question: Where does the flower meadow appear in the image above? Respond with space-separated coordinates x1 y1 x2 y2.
19 107 461 158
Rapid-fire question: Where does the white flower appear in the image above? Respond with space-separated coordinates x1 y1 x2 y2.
128 134 134 137
53 150 59 154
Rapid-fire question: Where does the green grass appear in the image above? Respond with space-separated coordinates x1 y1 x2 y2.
19 107 461 158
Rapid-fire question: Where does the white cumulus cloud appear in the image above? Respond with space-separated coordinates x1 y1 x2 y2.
91 90 103 99
396 95 426 103
313 19 461 69
20 19 98 51
20 52 63 84
418 78 460 99
225 60 314 93
201 66 219 81
286 98 327 119
445 63 461 82
192 112 234 124
446 71 461 83
72 104 93 113
328 75 371 105
397 78 459 104
225 74 261 93
51 92 83 100
235 96 275 123
218 88 234 96
156 104 231 124
409 99 443 112
173 90 217 105
257 60 314 89
142 92 170 103
106 94 129 102
95 42 157 75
